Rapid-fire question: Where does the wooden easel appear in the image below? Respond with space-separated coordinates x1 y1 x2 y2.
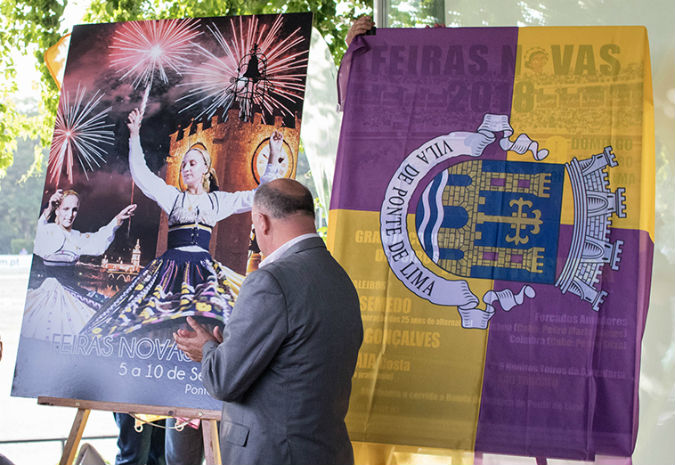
38 396 222 465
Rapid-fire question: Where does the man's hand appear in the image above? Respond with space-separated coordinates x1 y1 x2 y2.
173 317 219 362
346 16 375 46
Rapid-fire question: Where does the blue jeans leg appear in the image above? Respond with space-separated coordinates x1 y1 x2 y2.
165 419 203 465
114 413 166 465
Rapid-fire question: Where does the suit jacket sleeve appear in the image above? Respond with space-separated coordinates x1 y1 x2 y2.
201 269 287 402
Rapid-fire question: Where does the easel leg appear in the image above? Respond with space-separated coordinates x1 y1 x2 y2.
202 420 222 465
59 408 90 465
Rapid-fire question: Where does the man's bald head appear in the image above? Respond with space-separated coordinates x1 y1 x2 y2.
254 178 315 219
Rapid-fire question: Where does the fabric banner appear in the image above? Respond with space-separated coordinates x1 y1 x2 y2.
12 13 312 410
330 27 654 460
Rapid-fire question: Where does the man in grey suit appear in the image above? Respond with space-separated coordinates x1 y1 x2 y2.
174 178 363 465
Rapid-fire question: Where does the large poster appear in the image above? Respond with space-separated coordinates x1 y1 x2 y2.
331 27 653 460
12 13 313 410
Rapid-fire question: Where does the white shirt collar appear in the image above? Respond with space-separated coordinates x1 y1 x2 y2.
259 233 320 268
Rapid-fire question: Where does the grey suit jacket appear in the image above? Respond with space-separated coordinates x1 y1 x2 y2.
201 236 363 465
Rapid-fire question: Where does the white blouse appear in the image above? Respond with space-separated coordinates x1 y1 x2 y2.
33 216 118 263
129 134 276 252
129 135 260 227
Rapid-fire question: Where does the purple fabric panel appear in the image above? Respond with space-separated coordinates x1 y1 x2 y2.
631 231 654 444
580 228 653 458
331 27 519 213
475 227 652 460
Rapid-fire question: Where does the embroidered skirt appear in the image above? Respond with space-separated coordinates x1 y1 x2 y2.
22 278 98 341
83 249 237 338
22 259 106 341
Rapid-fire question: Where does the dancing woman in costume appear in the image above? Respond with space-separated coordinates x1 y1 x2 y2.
22 189 136 340
83 108 285 338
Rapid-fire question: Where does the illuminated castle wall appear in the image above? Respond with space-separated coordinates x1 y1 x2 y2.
436 159 551 278
156 107 301 274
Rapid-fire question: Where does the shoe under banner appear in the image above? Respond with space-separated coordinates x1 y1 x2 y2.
330 26 653 462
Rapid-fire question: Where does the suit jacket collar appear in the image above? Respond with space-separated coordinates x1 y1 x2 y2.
283 235 325 258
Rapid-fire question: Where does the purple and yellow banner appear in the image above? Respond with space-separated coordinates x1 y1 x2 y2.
330 27 653 461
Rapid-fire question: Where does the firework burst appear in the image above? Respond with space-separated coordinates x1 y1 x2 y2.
179 15 309 121
48 85 114 187
109 18 202 112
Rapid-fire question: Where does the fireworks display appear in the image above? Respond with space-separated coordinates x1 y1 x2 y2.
180 15 309 121
109 18 202 112
48 85 114 186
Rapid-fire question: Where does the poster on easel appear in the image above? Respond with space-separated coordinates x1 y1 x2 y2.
331 26 654 461
12 12 313 410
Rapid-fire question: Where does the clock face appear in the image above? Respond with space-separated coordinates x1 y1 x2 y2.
251 138 294 183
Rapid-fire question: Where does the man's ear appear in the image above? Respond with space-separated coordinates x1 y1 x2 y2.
257 211 272 236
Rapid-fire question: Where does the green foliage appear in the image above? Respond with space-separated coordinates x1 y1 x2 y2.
10 238 34 254
0 0 62 174
0 136 45 253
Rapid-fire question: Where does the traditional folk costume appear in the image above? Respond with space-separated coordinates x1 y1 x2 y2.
83 135 272 338
22 216 119 340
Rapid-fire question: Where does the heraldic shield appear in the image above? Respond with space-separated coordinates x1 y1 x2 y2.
415 159 565 285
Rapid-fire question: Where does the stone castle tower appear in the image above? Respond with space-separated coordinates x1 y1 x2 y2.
131 239 141 272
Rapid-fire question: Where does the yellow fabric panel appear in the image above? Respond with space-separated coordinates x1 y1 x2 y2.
509 26 654 238
329 209 490 451
43 33 71 90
